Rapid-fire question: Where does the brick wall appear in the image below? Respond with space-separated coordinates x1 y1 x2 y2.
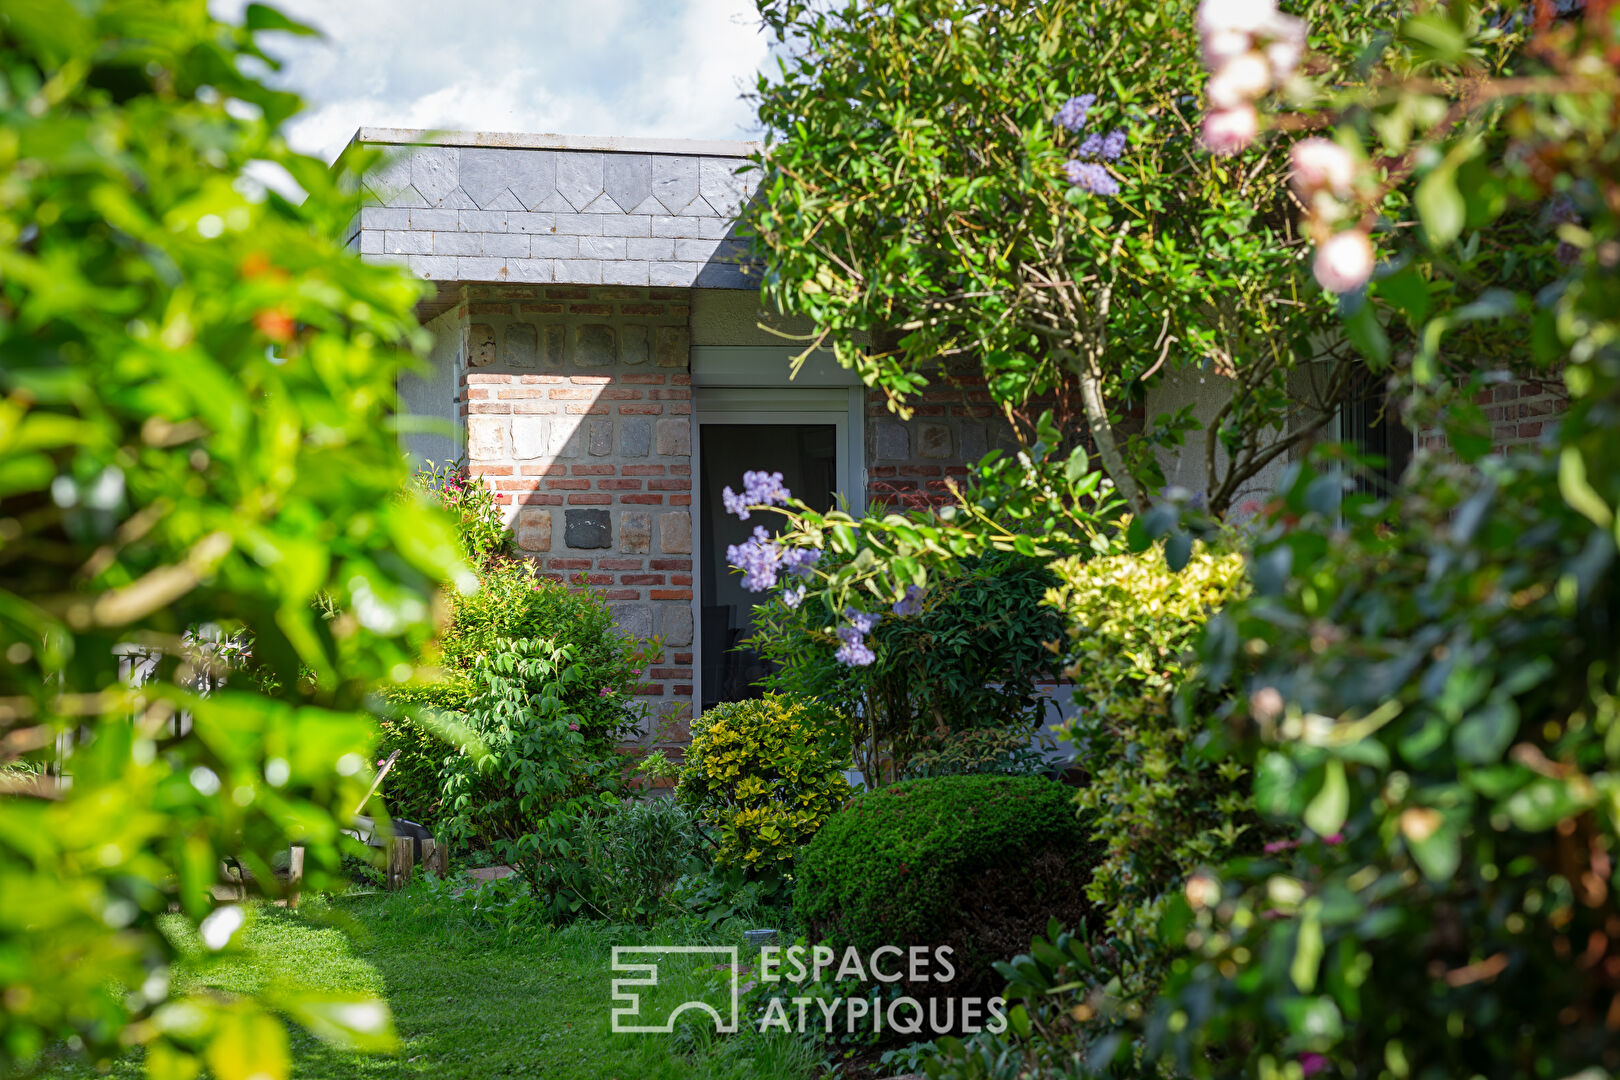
1415 372 1569 455
455 283 695 742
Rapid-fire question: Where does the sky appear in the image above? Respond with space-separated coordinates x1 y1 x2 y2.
212 1 774 162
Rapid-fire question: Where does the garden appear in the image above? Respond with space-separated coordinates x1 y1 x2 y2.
2 1 1618 1079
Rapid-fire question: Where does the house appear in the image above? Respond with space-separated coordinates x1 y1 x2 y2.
347 129 1039 741
349 128 1569 744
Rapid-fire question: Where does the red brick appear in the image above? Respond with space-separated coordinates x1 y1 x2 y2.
670 574 692 586
667 403 692 415
599 558 645 571
550 559 593 570
602 388 642 400
569 303 613 315
669 464 691 475
650 588 692 600
520 374 566 384
673 684 693 697
617 403 664 415
585 573 613 585
571 465 616 476
651 559 692 571
634 684 665 696
470 302 511 314
598 479 643 491
518 492 564 505
546 287 592 300
511 402 559 414
648 478 691 491
605 589 641 600
567 404 611 415
550 388 599 400
649 668 691 680
650 388 691 401
669 495 691 506
621 494 665 504
619 303 666 315
621 373 667 384
621 465 666 476
468 403 511 414
497 388 545 399
521 465 567 476
670 374 692 385
569 494 612 504
466 388 491 400
546 479 592 490
571 375 614 385
519 302 565 314
470 465 513 476
673 652 693 665
621 574 664 585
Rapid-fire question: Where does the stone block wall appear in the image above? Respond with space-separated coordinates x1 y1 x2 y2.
454 283 696 739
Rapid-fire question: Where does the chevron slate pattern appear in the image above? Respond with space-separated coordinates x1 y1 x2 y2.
349 142 759 289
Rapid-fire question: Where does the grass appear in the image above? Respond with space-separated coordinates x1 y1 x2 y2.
41 888 824 1080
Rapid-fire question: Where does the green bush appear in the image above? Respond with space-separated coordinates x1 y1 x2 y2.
751 552 1063 786
792 775 1096 998
438 638 633 917
573 798 707 924
415 459 511 567
1050 541 1251 942
677 694 854 873
379 557 650 828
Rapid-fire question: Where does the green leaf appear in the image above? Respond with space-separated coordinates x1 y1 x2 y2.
1415 166 1465 249
1291 901 1324 992
1304 759 1349 836
205 1009 290 1080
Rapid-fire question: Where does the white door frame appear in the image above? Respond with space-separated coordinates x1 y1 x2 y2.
690 385 865 714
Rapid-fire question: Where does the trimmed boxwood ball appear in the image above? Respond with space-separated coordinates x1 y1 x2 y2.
792 774 1097 1000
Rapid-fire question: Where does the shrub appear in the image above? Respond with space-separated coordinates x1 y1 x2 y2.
792 775 1096 999
438 638 635 916
676 694 854 873
751 552 1063 785
379 557 650 828
416 458 510 567
573 798 707 924
1048 541 1251 942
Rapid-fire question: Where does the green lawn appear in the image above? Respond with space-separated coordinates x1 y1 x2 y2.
42 894 823 1080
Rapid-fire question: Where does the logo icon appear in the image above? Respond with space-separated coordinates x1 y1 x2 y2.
610 945 740 1034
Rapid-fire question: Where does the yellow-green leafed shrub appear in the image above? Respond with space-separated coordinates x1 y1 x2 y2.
676 695 853 872
1048 542 1251 940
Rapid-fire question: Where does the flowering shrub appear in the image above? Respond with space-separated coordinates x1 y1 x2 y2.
415 458 510 566
675 695 853 872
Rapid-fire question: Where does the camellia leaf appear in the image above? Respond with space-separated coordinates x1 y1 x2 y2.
1415 165 1465 249
1304 759 1349 837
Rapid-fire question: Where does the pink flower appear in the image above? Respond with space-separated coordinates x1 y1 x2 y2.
1300 1052 1330 1077
1201 28 1251 69
1201 106 1258 156
1313 230 1375 293
1323 832 1345 845
598 686 613 697
1264 14 1308 78
567 721 579 731
1290 138 1356 199
1264 838 1300 855
1207 52 1271 109
1197 0 1278 36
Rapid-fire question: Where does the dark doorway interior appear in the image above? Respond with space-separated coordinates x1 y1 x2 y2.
699 423 837 710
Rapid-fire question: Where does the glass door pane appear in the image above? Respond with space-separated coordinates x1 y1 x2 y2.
699 423 837 709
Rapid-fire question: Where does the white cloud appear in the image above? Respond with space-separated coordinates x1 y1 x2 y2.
214 0 770 161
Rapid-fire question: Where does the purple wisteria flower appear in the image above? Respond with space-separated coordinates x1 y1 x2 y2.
782 585 806 609
844 607 882 634
1064 161 1120 196
781 547 821 578
722 470 793 520
726 526 782 592
891 584 926 617
1100 129 1128 161
1054 93 1095 132
834 625 876 667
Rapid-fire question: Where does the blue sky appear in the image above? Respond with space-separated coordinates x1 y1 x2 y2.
214 1 772 161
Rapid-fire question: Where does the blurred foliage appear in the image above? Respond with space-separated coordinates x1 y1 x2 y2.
751 551 1064 785
0 1 471 1075
676 694 853 873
